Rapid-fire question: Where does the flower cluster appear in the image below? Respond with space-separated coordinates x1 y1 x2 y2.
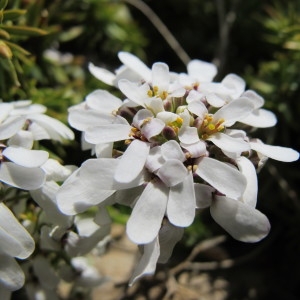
57 52 299 284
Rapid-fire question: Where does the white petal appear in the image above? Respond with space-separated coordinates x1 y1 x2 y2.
114 139 150 183
156 111 179 124
0 255 24 291
210 196 270 242
3 147 49 167
86 89 122 112
186 89 202 103
241 90 264 108
178 126 200 144
152 62 169 92
0 102 13 123
144 97 165 115
7 130 33 149
141 118 165 140
187 59 217 82
250 142 299 162
126 180 168 244
84 123 131 144
145 146 164 172
207 132 250 154
221 74 245 98
157 159 188 187
158 221 184 263
0 203 35 259
236 156 258 207
118 51 152 82
194 183 214 208
167 172 196 227
187 100 207 117
196 157 246 198
88 62 116 85
27 121 50 140
161 140 186 162
205 93 226 107
240 108 277 128
213 97 255 126
132 109 153 128
129 237 160 286
180 140 207 157
0 162 45 190
0 116 26 140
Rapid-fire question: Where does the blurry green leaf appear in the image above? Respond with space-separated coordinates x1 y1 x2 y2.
0 28 9 38
3 9 27 21
4 40 31 56
58 26 84 42
0 40 12 58
0 0 8 11
0 25 47 36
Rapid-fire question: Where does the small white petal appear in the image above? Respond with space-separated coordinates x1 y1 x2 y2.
156 111 178 124
196 157 246 198
141 118 165 140
0 203 35 259
210 195 270 242
180 140 207 158
186 90 202 103
84 123 131 144
86 89 122 112
240 108 277 128
207 132 250 154
194 183 214 208
0 102 13 123
145 146 164 173
187 100 207 117
178 126 200 144
144 97 165 115
241 90 265 108
88 62 116 85
114 140 150 183
250 142 299 162
187 59 217 82
152 62 169 92
0 116 26 140
221 74 245 98
132 109 153 128
8 130 33 149
126 180 168 244
0 162 45 190
118 51 152 82
161 140 186 162
129 237 160 286
157 159 188 187
0 255 24 291
205 93 226 107
168 172 196 227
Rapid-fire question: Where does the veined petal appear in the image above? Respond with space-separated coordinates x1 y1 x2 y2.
157 159 188 187
158 220 184 263
180 140 206 158
114 139 150 183
129 237 160 286
86 89 122 112
0 255 25 291
194 183 214 208
167 172 196 227
250 142 299 162
178 126 200 144
118 51 152 82
0 116 26 140
210 195 270 242
152 62 169 92
187 59 217 82
187 100 207 117
240 109 277 128
141 118 165 140
0 203 35 259
207 132 250 154
213 97 255 126
161 140 186 162
126 180 168 244
84 124 131 144
3 147 49 168
88 62 116 86
236 156 257 207
0 162 45 190
196 157 247 198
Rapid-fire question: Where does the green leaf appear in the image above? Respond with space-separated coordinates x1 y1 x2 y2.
4 40 31 56
0 0 8 10
3 9 27 21
0 28 9 39
0 25 47 36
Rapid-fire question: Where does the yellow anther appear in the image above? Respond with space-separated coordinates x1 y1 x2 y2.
207 123 215 131
153 86 159 94
125 139 132 145
192 165 198 172
217 125 225 132
147 90 153 97
161 91 168 100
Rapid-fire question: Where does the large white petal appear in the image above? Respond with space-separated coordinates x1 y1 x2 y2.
152 62 169 92
178 126 200 144
132 109 153 128
241 90 264 108
180 140 207 158
207 132 250 154
158 220 184 263
236 156 258 207
0 116 26 140
141 118 165 140
187 59 217 82
129 237 160 286
114 140 150 183
0 102 13 123
118 51 152 82
240 108 277 128
3 147 49 167
187 100 207 117
194 183 214 208
221 74 245 99
126 180 168 244
250 142 299 162
157 159 188 187
213 97 255 126
196 157 246 198
0 255 24 291
167 172 196 227
205 93 226 107
145 146 164 173
84 123 131 144
7 130 33 149
210 195 270 242
88 62 116 85
86 89 122 112
161 140 186 162
0 203 35 259
0 162 45 190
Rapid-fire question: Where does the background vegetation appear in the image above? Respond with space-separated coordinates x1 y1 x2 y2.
1 0 299 299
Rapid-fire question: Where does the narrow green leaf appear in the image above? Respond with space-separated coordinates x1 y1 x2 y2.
0 0 8 10
3 9 27 21
0 25 47 36
0 28 9 39
4 40 31 56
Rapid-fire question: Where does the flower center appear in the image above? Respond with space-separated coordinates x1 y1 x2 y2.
147 85 168 100
200 114 225 139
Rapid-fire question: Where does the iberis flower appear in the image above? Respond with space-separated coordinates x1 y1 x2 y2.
57 52 299 284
